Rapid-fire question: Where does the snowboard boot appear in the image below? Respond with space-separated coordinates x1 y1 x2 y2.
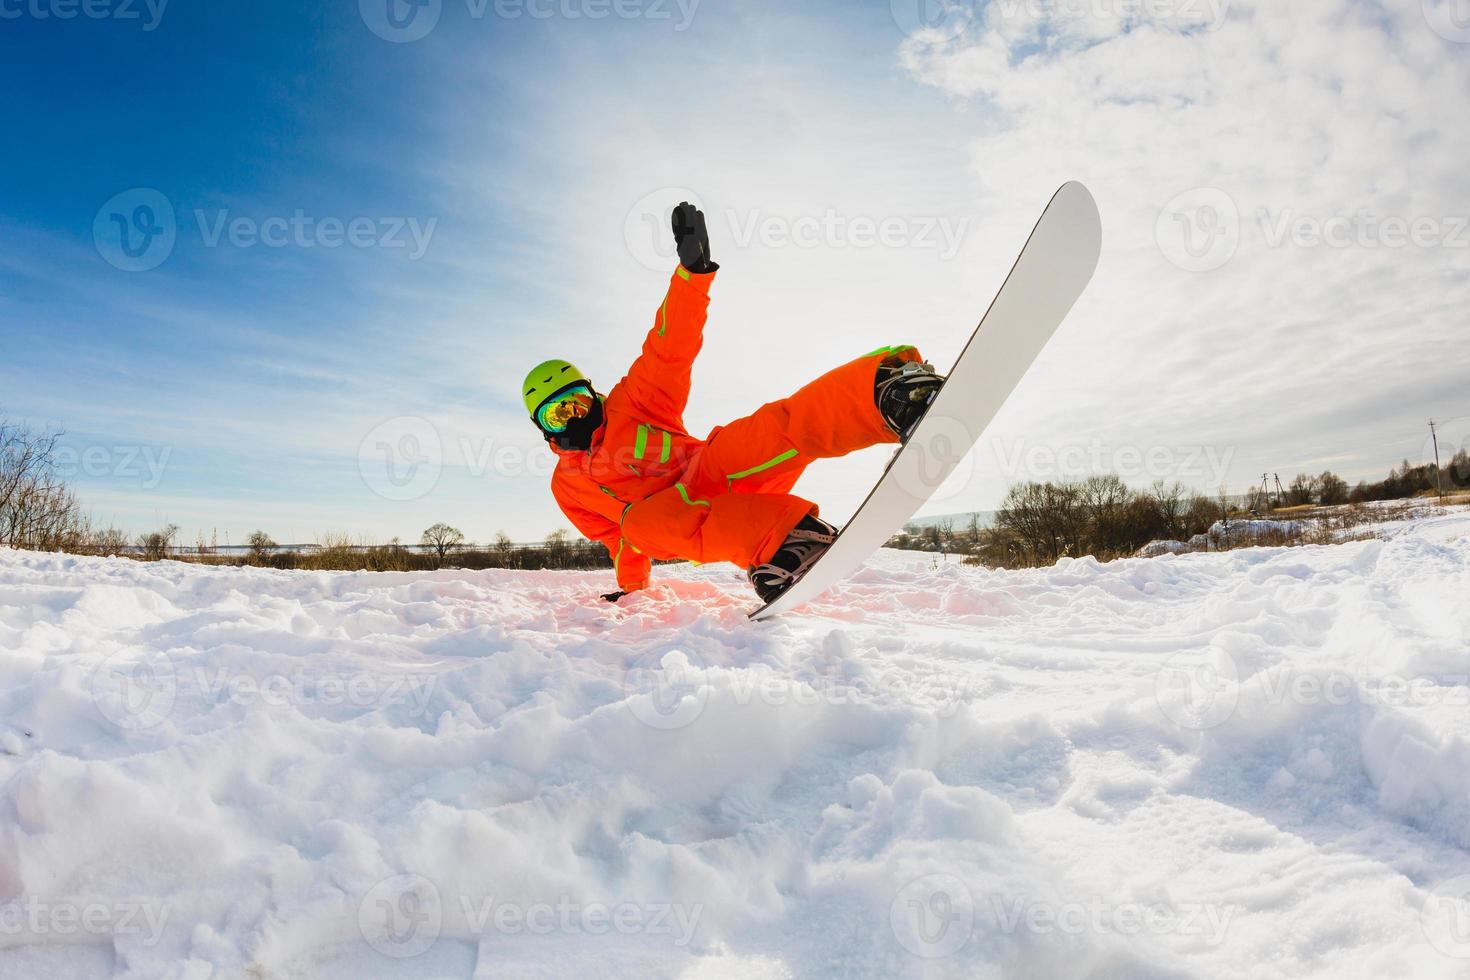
748 514 839 604
875 356 945 441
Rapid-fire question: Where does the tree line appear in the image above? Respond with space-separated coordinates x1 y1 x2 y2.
889 452 1469 570
228 527 611 573
5 414 1467 573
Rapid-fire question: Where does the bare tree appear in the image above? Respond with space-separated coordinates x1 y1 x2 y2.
87 526 130 556
925 518 955 554
965 512 983 551
0 419 89 551
492 531 518 568
994 481 1086 565
1080 474 1133 555
1150 480 1188 539
1317 471 1348 506
137 524 179 561
246 530 277 564
1452 449 1470 489
543 528 573 567
421 522 466 567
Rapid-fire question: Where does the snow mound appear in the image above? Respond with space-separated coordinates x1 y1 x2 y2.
1137 539 1191 558
1 505 1469 978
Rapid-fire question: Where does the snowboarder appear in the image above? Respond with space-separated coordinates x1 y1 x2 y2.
522 202 944 604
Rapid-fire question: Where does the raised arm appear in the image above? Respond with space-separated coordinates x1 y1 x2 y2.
620 202 719 430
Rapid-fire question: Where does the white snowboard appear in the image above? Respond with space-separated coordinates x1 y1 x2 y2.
750 181 1103 620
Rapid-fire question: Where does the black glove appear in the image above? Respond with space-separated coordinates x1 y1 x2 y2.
601 591 627 603
671 201 718 274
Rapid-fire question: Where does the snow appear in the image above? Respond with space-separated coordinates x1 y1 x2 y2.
1208 517 1307 540
1137 539 1190 557
2 508 1469 979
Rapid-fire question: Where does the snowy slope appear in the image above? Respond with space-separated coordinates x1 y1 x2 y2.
2 510 1469 980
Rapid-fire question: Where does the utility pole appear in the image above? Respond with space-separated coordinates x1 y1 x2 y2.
1430 420 1444 501
1261 472 1271 512
1274 473 1286 507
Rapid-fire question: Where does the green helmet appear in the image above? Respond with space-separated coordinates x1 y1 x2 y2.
522 359 591 416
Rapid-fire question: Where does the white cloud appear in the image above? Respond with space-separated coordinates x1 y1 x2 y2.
891 0 1470 505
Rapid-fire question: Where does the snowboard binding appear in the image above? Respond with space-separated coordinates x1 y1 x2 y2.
875 357 945 442
748 514 839 603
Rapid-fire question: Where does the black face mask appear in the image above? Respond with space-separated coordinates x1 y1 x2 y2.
544 395 605 452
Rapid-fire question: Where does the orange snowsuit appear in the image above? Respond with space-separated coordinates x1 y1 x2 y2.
549 265 922 592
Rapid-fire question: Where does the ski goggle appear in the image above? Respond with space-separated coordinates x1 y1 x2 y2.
533 384 596 433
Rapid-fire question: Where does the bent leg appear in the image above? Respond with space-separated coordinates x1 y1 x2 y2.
621 481 815 568
692 346 924 495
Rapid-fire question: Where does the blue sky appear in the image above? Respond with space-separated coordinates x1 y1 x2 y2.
4 0 1469 545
